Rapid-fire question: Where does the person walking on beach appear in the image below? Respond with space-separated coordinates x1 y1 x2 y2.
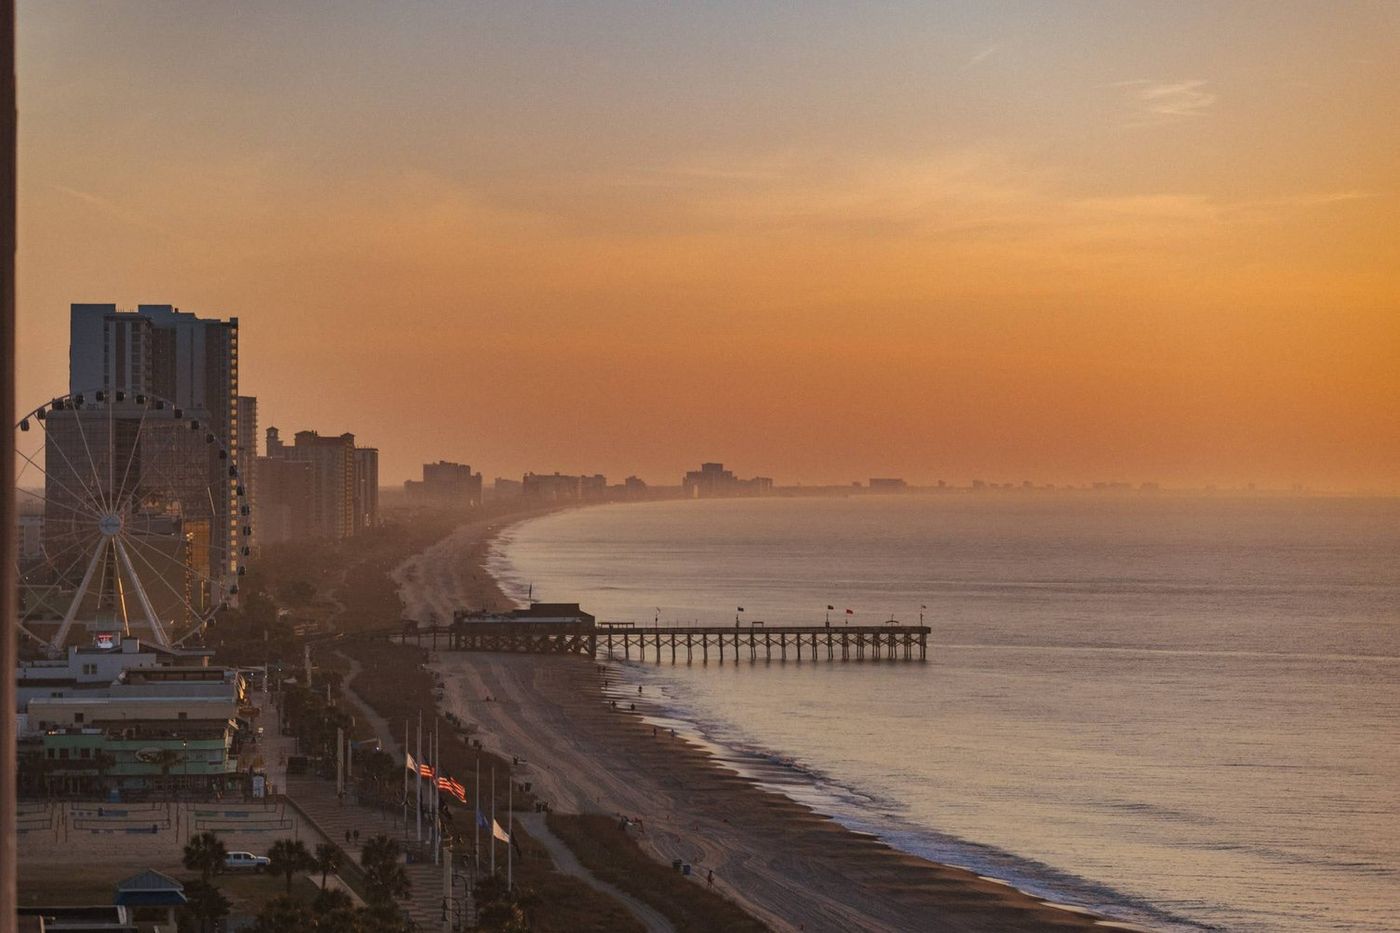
707 869 714 888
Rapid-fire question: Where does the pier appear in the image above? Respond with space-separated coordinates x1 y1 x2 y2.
387 618 929 663
597 624 928 663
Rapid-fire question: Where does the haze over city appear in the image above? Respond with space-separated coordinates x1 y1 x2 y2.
14 1 1400 490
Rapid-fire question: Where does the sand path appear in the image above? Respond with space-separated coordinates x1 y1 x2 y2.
519 812 675 933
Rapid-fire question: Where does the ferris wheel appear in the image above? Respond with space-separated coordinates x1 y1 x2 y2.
13 389 250 652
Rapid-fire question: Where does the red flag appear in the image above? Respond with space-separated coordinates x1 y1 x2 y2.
418 762 434 780
845 608 854 615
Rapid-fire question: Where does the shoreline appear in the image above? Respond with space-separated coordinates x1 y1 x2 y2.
402 507 1146 932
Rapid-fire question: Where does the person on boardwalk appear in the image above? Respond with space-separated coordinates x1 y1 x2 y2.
707 869 714 888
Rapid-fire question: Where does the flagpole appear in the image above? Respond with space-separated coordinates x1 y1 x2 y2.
474 757 479 871
490 765 496 875
402 719 409 829
431 717 436 862
416 712 423 844
512 773 518 890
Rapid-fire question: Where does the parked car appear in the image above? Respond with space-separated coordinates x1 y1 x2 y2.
224 851 270 872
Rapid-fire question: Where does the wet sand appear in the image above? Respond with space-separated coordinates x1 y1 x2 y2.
405 512 1130 932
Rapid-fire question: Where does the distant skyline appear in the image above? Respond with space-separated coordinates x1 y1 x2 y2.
14 2 1400 490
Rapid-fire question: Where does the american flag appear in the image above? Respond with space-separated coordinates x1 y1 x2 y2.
437 775 467 803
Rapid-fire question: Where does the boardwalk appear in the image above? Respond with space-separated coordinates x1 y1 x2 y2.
286 777 451 931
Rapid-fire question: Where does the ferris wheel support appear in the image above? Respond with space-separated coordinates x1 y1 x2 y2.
114 537 170 648
51 535 107 650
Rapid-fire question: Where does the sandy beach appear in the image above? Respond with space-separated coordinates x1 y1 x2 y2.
401 510 1136 933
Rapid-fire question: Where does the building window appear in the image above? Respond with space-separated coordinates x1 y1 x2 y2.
79 748 91 759
81 663 98 676
178 712 188 720
74 713 84 724
58 748 69 760
45 748 55 759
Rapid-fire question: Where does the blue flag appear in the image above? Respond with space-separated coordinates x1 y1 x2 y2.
477 810 489 829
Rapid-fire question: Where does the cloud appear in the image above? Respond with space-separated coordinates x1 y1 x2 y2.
965 45 1000 68
1115 79 1216 126
49 183 172 235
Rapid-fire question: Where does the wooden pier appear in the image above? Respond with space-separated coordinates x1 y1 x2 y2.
597 625 928 663
388 619 929 663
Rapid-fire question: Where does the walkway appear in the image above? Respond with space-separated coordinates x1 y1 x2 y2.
337 651 404 755
519 813 675 933
286 775 447 931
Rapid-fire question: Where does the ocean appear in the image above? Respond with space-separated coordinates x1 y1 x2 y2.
488 495 1400 932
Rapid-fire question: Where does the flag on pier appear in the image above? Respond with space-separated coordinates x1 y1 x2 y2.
827 605 835 611
418 761 435 780
492 819 511 844
404 752 418 772
845 608 854 615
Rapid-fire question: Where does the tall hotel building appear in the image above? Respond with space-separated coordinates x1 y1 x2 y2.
61 304 241 586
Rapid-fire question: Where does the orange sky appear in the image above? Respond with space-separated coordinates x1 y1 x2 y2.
14 2 1400 489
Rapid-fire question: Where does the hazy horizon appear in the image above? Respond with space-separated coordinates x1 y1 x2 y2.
14 2 1400 491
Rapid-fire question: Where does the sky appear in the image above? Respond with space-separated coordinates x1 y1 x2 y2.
14 1 1400 490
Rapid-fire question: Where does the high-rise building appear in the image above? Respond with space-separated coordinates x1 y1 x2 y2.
59 304 241 592
254 429 314 545
257 427 359 541
70 303 239 448
236 396 258 548
682 462 774 498
290 431 355 539
404 461 482 508
521 472 608 502
353 447 380 531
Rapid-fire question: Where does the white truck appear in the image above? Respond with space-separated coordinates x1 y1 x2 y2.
224 851 270 872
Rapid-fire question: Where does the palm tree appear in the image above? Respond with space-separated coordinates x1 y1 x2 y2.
183 879 231 933
150 748 184 798
359 834 411 906
313 842 343 890
183 832 228 885
267 838 315 896
92 750 117 796
249 896 315 932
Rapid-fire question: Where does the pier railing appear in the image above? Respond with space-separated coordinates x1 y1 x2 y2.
385 621 929 663
596 625 928 663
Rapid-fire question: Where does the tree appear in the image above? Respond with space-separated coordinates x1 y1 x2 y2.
359 834 411 906
314 842 343 890
92 750 117 794
358 750 396 799
249 896 315 933
183 879 231 933
183 832 228 885
311 888 360 933
150 748 185 797
268 838 316 896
